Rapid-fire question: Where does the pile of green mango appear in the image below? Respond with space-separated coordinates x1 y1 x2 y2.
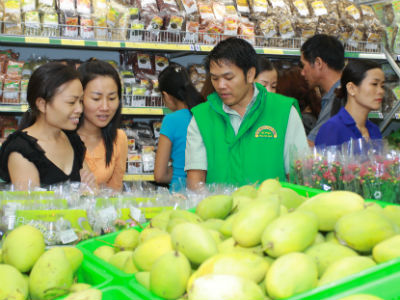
0 225 102 300
91 179 400 300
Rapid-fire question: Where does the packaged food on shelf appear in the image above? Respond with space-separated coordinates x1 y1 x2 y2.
24 10 41 36
3 0 22 35
248 0 269 18
21 0 36 12
41 10 59 37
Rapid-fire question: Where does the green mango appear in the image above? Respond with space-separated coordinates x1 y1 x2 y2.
29 247 74 300
383 205 400 228
219 214 237 238
276 187 305 210
298 191 365 231
232 197 280 247
171 223 218 265
166 218 190 233
109 251 138 274
232 195 255 213
335 210 397 252
266 252 318 299
170 209 202 223
188 274 265 300
257 179 281 197
63 247 83 273
3 225 45 272
218 237 264 256
201 219 225 231
373 234 400 263
311 232 326 246
135 272 150 290
0 249 2 263
337 294 384 300
150 251 191 299
325 232 340 244
304 242 358 277
207 229 224 244
93 245 115 262
262 211 318 257
64 288 102 300
189 251 270 285
196 195 233 220
318 256 376 286
0 264 28 300
114 229 140 251
133 233 173 271
232 185 258 199
150 210 172 231
139 227 166 244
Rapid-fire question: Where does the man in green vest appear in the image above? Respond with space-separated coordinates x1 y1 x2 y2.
185 37 309 190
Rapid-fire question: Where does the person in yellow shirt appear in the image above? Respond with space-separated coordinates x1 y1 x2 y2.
77 59 128 192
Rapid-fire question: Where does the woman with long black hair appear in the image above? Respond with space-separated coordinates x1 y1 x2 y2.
77 59 128 192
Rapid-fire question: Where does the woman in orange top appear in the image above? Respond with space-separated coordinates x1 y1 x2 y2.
77 59 128 191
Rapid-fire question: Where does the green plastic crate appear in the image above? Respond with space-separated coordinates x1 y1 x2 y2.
76 228 143 285
100 285 143 300
287 257 400 300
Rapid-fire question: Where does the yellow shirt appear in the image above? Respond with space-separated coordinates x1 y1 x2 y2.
84 129 128 191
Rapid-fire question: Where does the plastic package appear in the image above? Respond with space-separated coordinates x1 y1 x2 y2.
24 10 41 36
80 15 95 39
21 0 36 12
41 10 59 37
248 0 268 18
3 0 22 35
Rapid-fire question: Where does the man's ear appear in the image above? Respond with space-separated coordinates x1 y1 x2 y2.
35 97 47 114
246 66 256 83
314 56 326 70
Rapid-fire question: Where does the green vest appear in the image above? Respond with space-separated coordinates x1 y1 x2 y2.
192 83 299 186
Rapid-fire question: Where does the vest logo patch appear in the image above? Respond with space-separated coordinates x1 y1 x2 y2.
255 126 277 138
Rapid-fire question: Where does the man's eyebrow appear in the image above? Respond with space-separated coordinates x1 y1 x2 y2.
210 72 233 77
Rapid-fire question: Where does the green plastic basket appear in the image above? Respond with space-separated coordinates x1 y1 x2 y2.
286 257 400 300
76 228 143 285
100 285 143 300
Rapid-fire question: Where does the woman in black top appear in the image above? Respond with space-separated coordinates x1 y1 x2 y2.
0 62 95 189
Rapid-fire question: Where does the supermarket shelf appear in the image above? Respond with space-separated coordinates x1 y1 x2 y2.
123 174 154 181
369 111 384 119
368 111 400 120
0 104 28 112
0 33 386 59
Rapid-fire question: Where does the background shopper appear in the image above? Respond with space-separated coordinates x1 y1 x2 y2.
154 64 205 191
255 56 278 93
315 60 384 147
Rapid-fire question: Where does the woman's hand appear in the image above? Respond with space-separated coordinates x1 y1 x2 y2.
80 163 97 191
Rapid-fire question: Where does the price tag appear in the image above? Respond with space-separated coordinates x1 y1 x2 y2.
59 229 78 244
129 206 142 221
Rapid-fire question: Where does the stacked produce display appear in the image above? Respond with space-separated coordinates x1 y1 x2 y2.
62 179 400 300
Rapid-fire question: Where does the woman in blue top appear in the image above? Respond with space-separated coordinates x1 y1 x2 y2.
315 60 384 147
154 64 205 191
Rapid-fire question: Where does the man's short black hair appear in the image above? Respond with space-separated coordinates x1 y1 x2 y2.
301 34 345 71
204 37 259 77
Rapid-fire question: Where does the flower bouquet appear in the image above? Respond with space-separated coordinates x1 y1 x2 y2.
290 138 400 203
